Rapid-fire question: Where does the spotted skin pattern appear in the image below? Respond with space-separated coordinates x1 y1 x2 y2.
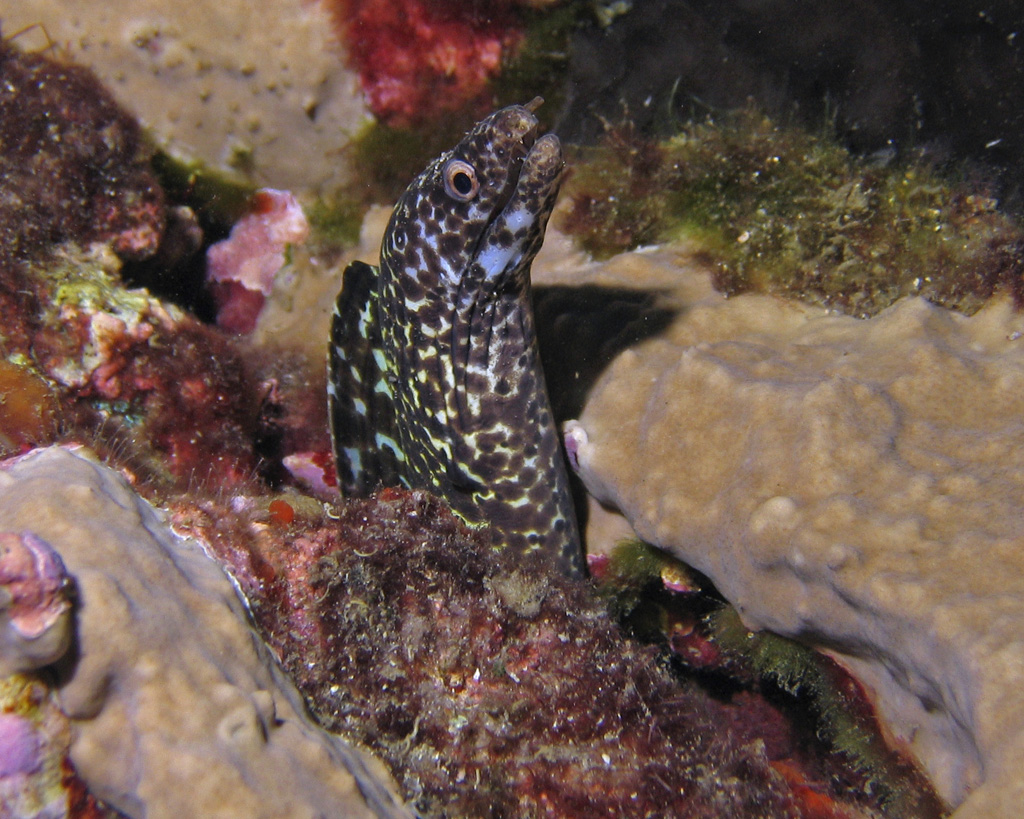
328 102 584 575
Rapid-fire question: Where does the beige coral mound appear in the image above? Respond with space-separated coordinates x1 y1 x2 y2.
6 0 366 190
567 245 1024 818
0 446 409 819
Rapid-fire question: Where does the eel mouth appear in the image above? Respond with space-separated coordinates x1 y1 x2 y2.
472 128 563 288
459 103 545 267
488 104 542 217
489 116 562 242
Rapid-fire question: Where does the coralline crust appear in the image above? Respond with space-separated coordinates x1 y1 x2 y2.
566 243 1024 818
0 446 410 819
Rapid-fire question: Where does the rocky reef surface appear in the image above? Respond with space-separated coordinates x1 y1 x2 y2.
0 445 409 818
564 241 1024 818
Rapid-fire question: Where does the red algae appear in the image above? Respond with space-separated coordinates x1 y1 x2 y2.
0 34 164 268
23 260 264 492
0 34 172 468
268 498 296 525
0 38 296 494
331 0 528 126
182 486 945 819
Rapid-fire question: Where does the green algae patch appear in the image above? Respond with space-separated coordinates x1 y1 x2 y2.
349 118 478 206
596 539 948 818
597 537 702 622
561 110 1024 317
306 194 366 249
705 605 945 818
490 2 583 125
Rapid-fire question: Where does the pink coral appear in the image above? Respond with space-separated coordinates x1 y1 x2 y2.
206 189 309 333
0 713 40 777
282 451 338 496
0 530 72 675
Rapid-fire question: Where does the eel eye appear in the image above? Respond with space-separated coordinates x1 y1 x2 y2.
443 159 479 201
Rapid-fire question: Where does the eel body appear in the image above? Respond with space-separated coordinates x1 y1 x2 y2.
328 101 584 575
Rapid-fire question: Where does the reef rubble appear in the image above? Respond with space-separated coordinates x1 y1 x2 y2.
564 240 1024 819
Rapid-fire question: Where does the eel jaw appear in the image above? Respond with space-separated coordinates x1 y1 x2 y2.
474 131 563 288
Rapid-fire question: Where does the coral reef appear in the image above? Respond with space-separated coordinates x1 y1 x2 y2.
208 488 803 817
178 484 941 818
560 111 1024 317
564 244 1024 817
13 246 263 490
0 13 984 816
0 33 334 496
0 35 301 491
0 446 410 819
249 204 395 363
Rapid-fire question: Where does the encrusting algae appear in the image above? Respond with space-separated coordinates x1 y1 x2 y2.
560 109 1024 317
195 486 944 819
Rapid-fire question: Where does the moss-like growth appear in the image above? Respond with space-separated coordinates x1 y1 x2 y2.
561 110 1024 317
597 537 703 622
705 606 942 817
0 34 165 267
348 117 479 206
305 193 367 250
560 121 669 255
232 492 846 818
598 540 947 818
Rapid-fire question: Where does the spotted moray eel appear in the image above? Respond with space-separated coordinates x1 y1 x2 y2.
328 100 584 575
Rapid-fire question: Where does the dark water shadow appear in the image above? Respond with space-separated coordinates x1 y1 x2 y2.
533 284 677 423
533 285 678 540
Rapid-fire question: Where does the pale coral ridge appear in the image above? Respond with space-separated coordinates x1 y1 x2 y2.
0 446 409 819
568 248 1024 819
